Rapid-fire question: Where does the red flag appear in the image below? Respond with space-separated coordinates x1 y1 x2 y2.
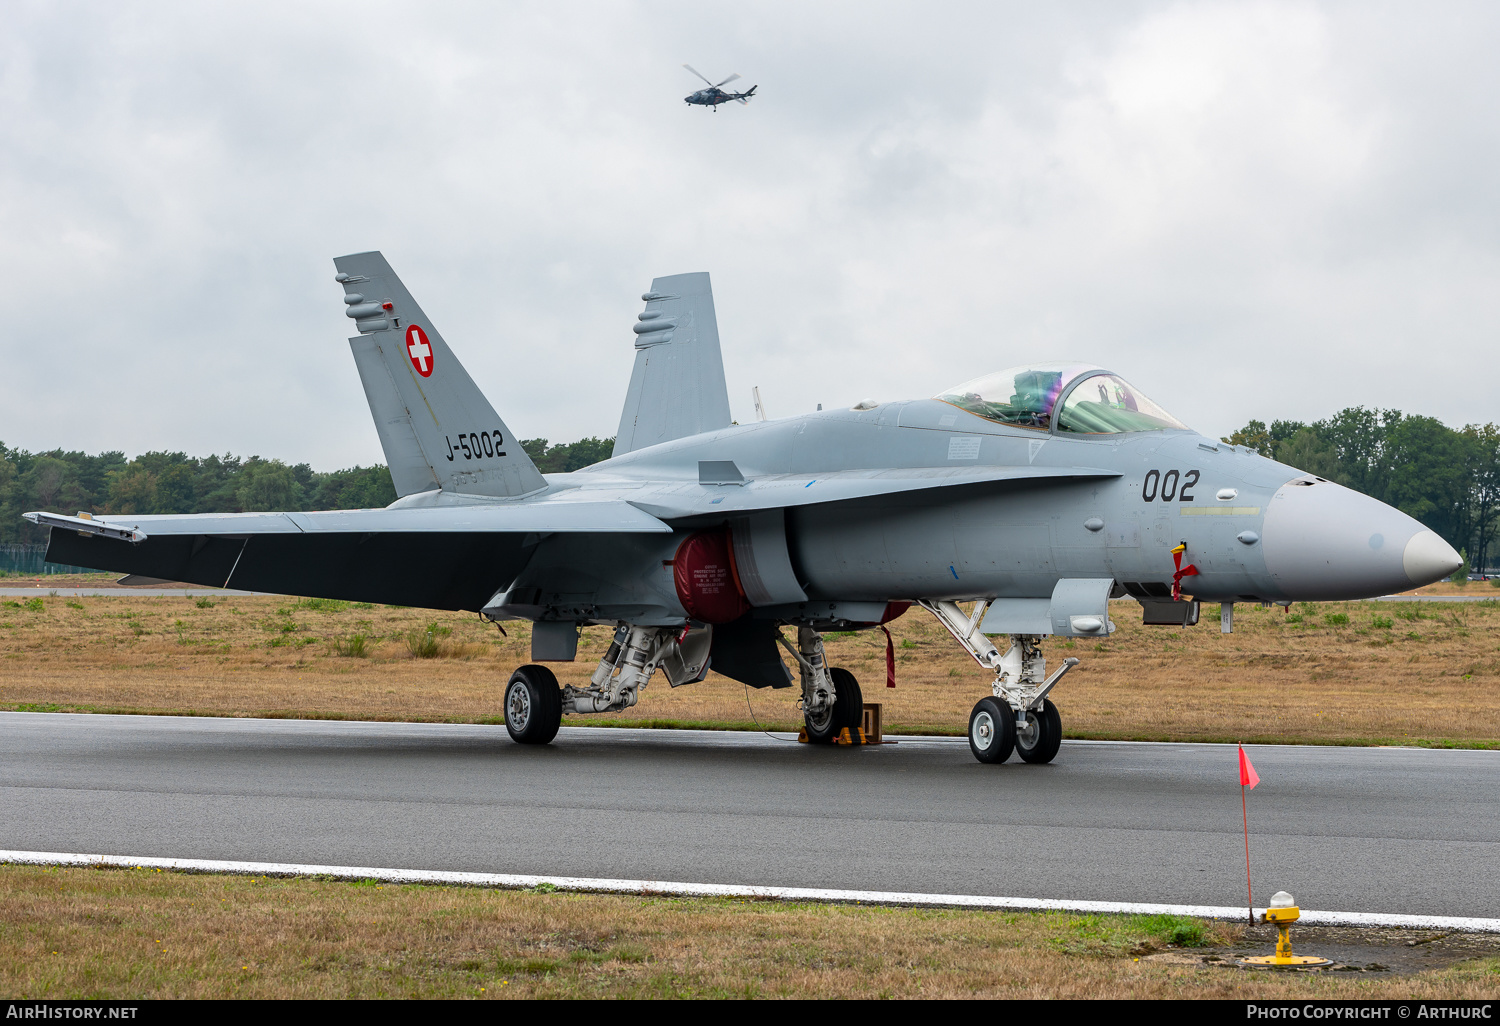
1239 745 1258 926
1239 746 1260 789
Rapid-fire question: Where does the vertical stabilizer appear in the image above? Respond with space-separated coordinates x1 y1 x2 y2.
613 272 733 456
334 252 545 498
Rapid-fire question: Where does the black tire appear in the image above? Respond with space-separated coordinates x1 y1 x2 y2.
804 667 864 744
1015 699 1062 764
968 696 1016 764
504 664 563 745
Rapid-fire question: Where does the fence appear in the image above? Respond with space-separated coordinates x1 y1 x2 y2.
0 544 100 576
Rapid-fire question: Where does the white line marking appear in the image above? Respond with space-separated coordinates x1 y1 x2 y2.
3 849 1496 933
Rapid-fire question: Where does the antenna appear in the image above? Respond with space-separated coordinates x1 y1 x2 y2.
752 387 768 422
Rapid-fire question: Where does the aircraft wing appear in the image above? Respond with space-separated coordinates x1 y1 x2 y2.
30 501 669 611
623 465 1120 520
27 502 669 538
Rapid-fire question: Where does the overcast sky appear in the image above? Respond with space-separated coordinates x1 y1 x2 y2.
3 1 1497 469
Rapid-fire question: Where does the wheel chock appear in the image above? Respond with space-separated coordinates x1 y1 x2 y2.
797 729 808 743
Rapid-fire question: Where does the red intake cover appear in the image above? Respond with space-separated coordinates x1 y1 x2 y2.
673 530 750 624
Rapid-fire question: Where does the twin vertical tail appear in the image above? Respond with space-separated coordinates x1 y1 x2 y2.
613 272 733 456
334 252 545 499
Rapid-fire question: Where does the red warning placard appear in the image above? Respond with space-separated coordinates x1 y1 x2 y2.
406 325 435 377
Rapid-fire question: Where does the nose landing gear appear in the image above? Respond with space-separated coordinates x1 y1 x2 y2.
922 599 1079 765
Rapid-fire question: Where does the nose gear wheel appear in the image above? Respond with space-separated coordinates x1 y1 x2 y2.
968 696 1016 764
1015 698 1062 764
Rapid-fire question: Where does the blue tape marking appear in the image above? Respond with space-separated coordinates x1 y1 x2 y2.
805 480 816 488
950 565 959 579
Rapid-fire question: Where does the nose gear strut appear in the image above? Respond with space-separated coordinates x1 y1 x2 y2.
919 599 1079 764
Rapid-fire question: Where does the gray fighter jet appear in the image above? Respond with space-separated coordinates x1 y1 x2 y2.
26 253 1463 763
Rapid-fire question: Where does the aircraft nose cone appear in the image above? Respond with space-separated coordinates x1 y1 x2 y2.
1402 530 1463 587
1261 476 1450 600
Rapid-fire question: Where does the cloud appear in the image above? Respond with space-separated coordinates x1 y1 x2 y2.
1 0 1496 470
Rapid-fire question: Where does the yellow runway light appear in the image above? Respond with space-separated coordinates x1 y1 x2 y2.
1238 891 1332 968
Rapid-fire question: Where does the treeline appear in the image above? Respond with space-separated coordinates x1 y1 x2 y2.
0 444 398 546
1224 408 1499 570
0 436 620 547
520 437 614 474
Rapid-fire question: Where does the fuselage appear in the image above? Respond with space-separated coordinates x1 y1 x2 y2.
405 395 1462 625
685 87 753 107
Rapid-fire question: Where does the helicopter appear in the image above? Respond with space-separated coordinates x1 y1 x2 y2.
683 65 758 110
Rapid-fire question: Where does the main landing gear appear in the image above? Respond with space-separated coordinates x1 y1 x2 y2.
920 600 1078 765
777 626 864 743
502 622 868 749
503 624 712 745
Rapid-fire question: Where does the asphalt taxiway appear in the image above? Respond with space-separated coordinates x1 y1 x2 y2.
0 712 1495 920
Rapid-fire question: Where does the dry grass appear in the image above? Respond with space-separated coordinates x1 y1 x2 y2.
2 865 1495 999
1 592 1498 746
1399 580 1500 596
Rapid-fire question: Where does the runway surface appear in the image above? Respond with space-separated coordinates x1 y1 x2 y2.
1 712 1496 919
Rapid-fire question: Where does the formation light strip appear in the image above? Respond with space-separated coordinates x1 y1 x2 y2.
3 849 1497 934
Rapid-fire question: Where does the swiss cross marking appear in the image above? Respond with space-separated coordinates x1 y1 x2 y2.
406 325 434 377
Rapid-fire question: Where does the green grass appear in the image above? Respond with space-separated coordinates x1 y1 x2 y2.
330 633 369 658
1047 912 1208 954
405 621 450 658
295 598 350 613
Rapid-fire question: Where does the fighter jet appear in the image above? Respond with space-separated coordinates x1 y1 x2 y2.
26 254 1464 764
682 65 757 109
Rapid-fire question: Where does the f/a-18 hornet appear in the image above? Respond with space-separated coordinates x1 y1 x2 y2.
28 254 1463 763
682 64 757 109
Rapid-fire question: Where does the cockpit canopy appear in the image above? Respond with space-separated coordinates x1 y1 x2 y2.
935 363 1188 434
